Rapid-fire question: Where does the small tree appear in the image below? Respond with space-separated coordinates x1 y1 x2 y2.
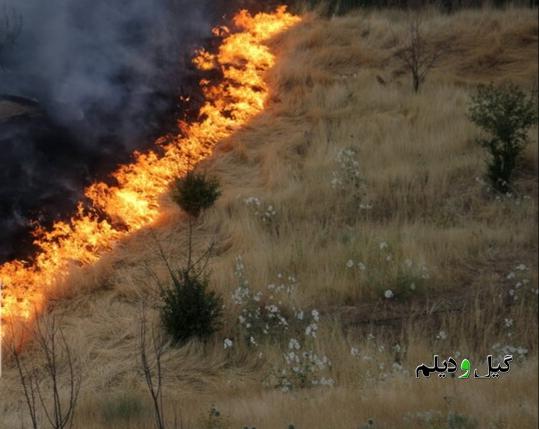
11 316 82 429
468 83 538 192
171 171 221 273
160 271 222 345
138 306 167 429
158 171 222 345
398 16 441 93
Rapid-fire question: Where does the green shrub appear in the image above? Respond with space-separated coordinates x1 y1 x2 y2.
100 393 146 423
468 83 538 192
447 411 478 429
172 171 221 218
161 270 222 345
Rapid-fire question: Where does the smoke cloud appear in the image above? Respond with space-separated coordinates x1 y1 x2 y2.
0 0 219 262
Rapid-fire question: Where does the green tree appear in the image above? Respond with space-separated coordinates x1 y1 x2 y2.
172 171 221 272
160 271 222 345
468 83 538 192
158 170 222 345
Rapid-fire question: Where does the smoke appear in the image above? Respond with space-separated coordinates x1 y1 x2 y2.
0 0 221 262
1 0 214 142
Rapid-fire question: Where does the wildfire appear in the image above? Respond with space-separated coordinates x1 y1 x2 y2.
0 7 300 321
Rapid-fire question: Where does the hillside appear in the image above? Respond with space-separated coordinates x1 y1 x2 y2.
1 6 538 429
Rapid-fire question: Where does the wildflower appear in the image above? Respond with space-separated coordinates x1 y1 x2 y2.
358 262 366 271
288 338 301 350
504 318 513 328
224 338 233 349
507 272 516 280
318 377 335 386
351 347 360 357
515 264 527 271
305 323 318 338
392 362 403 372
311 309 320 322
346 259 355 269
267 304 279 313
384 289 394 299
379 241 388 250
436 330 447 341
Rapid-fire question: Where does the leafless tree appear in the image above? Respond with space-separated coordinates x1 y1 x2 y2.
0 5 22 68
11 344 39 429
397 16 442 93
139 304 168 429
10 316 82 429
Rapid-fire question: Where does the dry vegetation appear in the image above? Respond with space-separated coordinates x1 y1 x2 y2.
1 6 538 429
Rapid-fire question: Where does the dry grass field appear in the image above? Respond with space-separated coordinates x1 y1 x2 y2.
1 6 538 429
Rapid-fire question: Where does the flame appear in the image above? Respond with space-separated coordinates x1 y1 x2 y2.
0 6 300 322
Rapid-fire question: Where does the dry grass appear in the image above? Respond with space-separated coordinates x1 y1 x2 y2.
1 6 538 429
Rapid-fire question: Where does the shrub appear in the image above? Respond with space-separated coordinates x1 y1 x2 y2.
172 171 221 218
100 393 146 423
468 83 538 192
161 270 223 345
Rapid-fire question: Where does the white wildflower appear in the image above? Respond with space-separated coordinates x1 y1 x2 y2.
436 330 447 341
288 338 301 350
384 289 394 299
305 323 318 338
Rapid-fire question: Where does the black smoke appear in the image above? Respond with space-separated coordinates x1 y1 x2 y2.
0 0 221 263
0 0 290 263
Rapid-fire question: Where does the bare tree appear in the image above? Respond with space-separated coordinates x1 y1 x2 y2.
139 304 168 429
11 316 82 429
0 5 22 68
11 343 39 429
397 16 442 93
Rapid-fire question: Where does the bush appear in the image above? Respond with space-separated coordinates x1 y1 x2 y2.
100 393 146 423
161 270 223 345
172 171 221 218
468 83 538 192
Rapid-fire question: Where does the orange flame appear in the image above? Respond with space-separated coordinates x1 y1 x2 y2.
0 6 300 322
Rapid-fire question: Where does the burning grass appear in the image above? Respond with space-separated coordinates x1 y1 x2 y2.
0 5 538 429
0 6 301 321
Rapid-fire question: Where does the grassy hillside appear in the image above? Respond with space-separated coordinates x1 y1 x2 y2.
1 6 537 429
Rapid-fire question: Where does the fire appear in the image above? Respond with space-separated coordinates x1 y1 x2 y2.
0 7 300 322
